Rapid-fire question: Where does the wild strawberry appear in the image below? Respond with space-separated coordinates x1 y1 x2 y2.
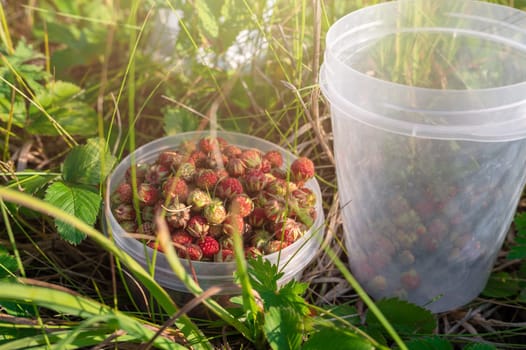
189 150 207 167
264 240 289 254
195 169 219 190
187 189 212 212
199 236 220 258
223 144 242 158
164 202 191 229
120 220 138 232
171 229 193 247
216 136 228 150
229 194 254 217
263 198 286 222
209 224 223 238
114 203 136 222
222 214 245 236
270 167 287 180
158 150 184 170
148 240 163 252
290 157 315 185
226 157 246 177
398 250 415 265
145 163 170 184
220 237 234 250
199 136 220 153
186 215 210 238
218 248 234 262
263 150 283 169
215 168 229 180
138 221 155 235
246 246 263 258
125 163 148 184
137 183 159 206
369 275 388 291
244 169 268 194
163 176 189 202
260 159 272 173
247 207 267 228
291 187 316 209
414 199 435 220
141 205 156 222
203 200 227 225
401 269 420 290
273 218 305 244
177 162 196 182
250 229 272 250
240 149 262 169
180 243 203 261
216 177 244 199
112 182 133 204
205 152 227 169
266 178 288 197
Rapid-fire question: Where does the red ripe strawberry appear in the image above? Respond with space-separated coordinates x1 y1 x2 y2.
203 200 227 225
145 163 170 184
244 169 268 194
218 248 234 262
222 214 245 236
216 137 228 149
226 157 246 177
229 194 254 217
199 236 220 258
247 207 267 228
195 169 219 190
187 215 210 238
199 136 220 153
266 178 288 197
401 269 420 290
137 183 159 206
163 176 189 202
189 150 207 167
223 144 242 158
216 177 244 199
263 150 283 169
125 163 148 184
187 189 212 212
148 240 163 252
215 168 229 180
112 182 133 204
240 149 262 169
263 198 286 222
264 240 289 254
260 159 272 173
171 229 194 247
181 243 203 261
273 218 305 244
290 157 315 185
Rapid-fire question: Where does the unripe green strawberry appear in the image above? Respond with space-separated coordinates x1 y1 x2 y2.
240 149 263 170
203 200 227 225
163 176 189 202
138 221 155 235
226 157 246 177
177 162 196 181
199 236 220 258
120 220 138 232
263 150 283 169
266 178 288 197
222 214 245 236
141 205 156 222
195 169 219 190
112 182 133 204
229 194 254 217
114 203 136 222
250 229 272 251
187 189 212 212
187 215 210 238
137 183 159 206
216 177 244 199
290 157 315 185
245 246 263 258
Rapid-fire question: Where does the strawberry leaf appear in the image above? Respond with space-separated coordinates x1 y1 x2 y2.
62 138 116 186
44 181 101 244
303 325 375 350
481 271 520 298
366 298 436 336
406 336 453 350
508 212 526 260
264 306 303 350
464 344 497 350
0 246 18 279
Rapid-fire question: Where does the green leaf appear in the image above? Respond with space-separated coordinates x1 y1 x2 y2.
366 298 436 336
62 138 116 186
263 306 302 350
27 80 97 136
0 247 17 279
508 212 526 259
303 326 375 350
195 0 219 39
163 107 200 135
406 336 453 350
464 344 497 350
44 182 101 244
481 271 520 298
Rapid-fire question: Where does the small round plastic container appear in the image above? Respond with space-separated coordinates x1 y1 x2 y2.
320 0 526 312
104 131 325 306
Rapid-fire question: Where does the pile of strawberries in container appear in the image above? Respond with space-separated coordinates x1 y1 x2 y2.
110 136 317 262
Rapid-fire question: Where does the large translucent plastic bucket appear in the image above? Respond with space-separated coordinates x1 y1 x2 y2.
320 0 526 312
